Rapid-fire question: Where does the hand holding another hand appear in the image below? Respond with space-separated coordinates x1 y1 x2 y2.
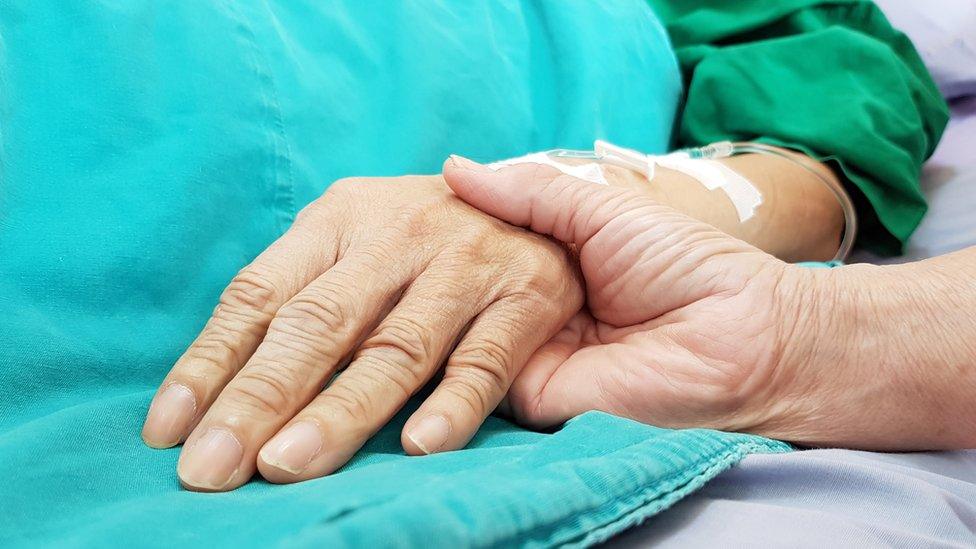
443 156 804 436
445 156 976 451
144 153 976 494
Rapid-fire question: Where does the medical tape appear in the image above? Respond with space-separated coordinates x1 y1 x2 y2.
650 153 762 222
489 143 762 223
588 140 762 222
487 152 608 185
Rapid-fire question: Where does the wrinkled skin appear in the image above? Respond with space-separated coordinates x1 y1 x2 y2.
448 157 976 453
143 175 583 491
444 158 806 436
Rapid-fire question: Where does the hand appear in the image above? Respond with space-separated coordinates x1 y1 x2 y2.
142 175 583 491
446 157 976 451
443 157 808 437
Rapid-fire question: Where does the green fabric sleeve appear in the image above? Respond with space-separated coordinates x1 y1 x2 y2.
646 0 950 255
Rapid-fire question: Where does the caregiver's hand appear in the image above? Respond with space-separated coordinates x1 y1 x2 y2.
444 157 976 451
142 175 582 491
444 157 795 437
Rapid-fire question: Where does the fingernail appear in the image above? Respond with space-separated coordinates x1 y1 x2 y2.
142 383 197 448
259 421 323 475
178 428 243 490
449 154 490 172
407 414 452 454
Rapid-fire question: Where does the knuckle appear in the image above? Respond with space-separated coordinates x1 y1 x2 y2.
223 368 299 417
535 174 601 236
314 178 369 225
394 201 441 241
534 173 578 210
348 357 421 395
264 323 321 358
362 316 434 365
448 339 512 394
298 179 367 239
220 267 283 316
352 319 437 396
349 355 419 401
321 383 376 422
523 247 561 280
278 293 346 329
507 246 566 298
436 240 492 279
461 229 498 262
439 376 494 417
352 243 399 274
268 289 350 357
179 332 246 380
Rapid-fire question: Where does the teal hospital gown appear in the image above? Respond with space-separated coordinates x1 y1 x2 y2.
0 0 945 547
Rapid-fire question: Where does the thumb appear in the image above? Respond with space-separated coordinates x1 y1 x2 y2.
443 154 771 325
442 155 659 250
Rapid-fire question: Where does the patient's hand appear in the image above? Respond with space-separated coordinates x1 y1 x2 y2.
443 158 807 437
142 175 582 491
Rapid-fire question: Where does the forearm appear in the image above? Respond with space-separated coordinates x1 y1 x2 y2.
769 248 976 450
601 149 845 262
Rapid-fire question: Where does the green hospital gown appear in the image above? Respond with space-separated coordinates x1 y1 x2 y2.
648 0 949 255
0 0 946 547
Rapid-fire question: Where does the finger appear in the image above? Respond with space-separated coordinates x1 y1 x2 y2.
442 155 655 250
516 343 634 427
509 323 733 430
255 269 487 482
176 244 413 491
401 294 559 455
499 311 593 426
142 202 339 448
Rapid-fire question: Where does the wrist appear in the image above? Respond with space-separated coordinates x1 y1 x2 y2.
759 259 976 450
737 262 844 442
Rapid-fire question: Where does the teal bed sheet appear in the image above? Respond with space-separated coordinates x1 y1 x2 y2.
0 1 789 546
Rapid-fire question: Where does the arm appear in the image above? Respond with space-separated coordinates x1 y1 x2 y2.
775 247 976 449
601 148 845 262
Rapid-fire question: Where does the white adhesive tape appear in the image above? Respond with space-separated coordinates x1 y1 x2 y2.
489 146 762 222
487 152 608 185
651 154 762 222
